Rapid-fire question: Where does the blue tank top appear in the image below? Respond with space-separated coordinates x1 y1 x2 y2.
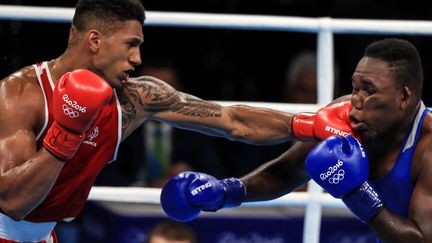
370 101 428 218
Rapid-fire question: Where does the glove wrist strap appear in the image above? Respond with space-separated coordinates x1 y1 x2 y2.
342 181 384 223
43 121 84 161
220 178 246 208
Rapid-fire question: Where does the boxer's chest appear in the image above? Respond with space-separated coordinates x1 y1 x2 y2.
369 149 399 180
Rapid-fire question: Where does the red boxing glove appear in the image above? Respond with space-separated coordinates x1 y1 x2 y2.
43 69 113 160
292 100 355 141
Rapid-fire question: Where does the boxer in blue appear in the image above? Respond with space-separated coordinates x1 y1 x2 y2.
161 38 432 242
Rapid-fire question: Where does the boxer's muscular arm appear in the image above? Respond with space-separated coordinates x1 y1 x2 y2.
160 140 316 222
241 141 316 201
120 76 355 144
368 135 432 242
0 73 64 220
119 76 293 144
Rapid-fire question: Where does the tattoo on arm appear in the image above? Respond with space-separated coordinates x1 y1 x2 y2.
127 77 177 109
119 92 136 132
170 95 222 118
120 76 223 132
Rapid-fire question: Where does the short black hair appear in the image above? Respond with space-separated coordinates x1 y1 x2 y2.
73 0 145 34
364 38 423 97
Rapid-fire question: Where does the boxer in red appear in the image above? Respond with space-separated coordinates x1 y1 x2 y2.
0 0 353 241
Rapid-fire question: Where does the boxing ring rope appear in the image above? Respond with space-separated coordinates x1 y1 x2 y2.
2 4 432 243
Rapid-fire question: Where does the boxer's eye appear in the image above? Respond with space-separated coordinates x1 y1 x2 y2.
365 85 376 95
126 38 142 48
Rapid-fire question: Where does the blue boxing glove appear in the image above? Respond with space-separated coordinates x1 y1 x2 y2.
305 135 384 223
160 171 246 222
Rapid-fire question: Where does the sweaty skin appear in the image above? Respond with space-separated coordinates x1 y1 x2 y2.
118 76 295 144
0 21 295 220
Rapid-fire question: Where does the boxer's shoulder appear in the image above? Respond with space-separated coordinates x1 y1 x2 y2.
411 113 432 180
0 66 45 128
119 75 179 111
416 113 432 154
1 66 41 95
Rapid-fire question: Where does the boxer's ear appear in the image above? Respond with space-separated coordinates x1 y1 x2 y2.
88 29 101 53
400 85 411 110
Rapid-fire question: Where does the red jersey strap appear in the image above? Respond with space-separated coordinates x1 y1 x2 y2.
33 62 55 147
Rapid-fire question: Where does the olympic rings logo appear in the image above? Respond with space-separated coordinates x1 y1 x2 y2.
62 104 80 118
320 159 344 181
62 94 87 113
328 169 345 184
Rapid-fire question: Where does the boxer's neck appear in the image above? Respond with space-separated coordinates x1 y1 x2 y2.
49 53 91 84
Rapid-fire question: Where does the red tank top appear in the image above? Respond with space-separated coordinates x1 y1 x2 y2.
25 62 122 222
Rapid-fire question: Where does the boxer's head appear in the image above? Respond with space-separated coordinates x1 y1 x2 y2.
363 38 423 99
349 38 423 143
72 0 145 36
68 0 145 89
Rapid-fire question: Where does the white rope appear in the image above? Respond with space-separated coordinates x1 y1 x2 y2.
0 5 73 23
1 5 432 35
89 186 344 207
88 187 162 204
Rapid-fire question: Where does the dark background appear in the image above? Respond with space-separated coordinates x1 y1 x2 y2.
1 0 432 105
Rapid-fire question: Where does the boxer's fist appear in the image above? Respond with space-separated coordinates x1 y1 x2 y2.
43 69 113 160
306 135 383 223
306 135 367 198
51 69 113 133
160 172 201 222
292 100 354 141
160 171 246 222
